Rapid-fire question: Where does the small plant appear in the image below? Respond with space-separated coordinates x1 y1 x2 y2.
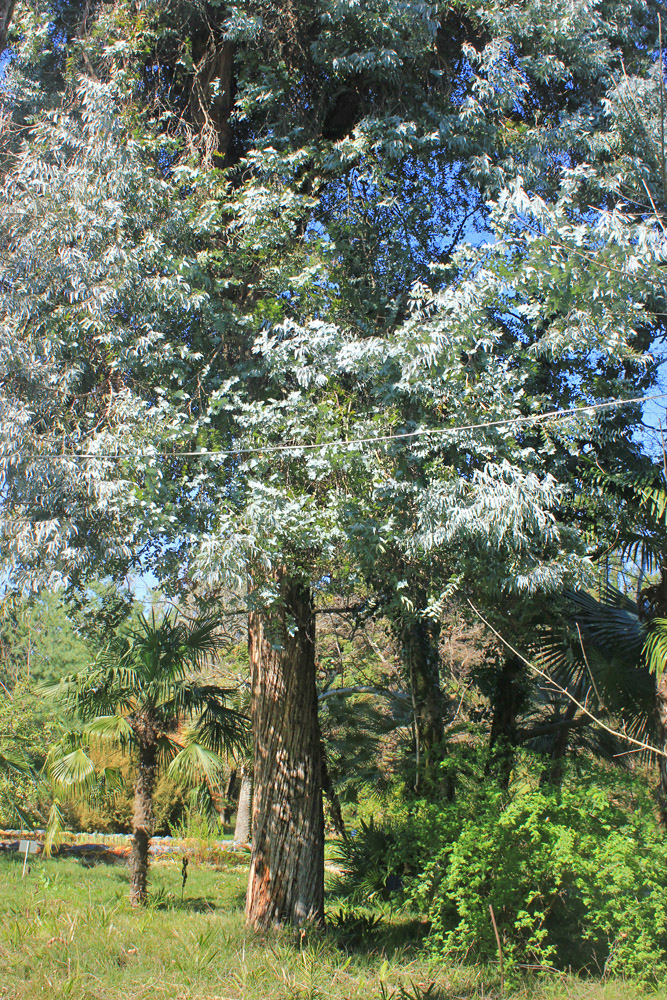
329 907 384 949
147 885 175 910
373 981 440 1000
410 771 667 982
331 818 404 905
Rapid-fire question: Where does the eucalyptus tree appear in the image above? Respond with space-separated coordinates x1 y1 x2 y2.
1 0 666 932
299 0 667 794
47 610 247 905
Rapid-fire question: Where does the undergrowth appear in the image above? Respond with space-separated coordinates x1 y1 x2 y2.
0 852 664 1000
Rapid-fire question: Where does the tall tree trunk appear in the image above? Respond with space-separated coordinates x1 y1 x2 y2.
188 33 235 162
246 575 325 929
487 654 526 790
400 607 449 796
234 763 253 844
129 737 157 907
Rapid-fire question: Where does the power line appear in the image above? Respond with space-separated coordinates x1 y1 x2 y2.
4 390 667 464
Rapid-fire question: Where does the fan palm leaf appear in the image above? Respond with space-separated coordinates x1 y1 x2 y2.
535 585 659 758
168 742 226 789
86 713 135 746
643 618 667 679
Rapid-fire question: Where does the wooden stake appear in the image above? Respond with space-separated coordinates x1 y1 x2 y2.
489 903 504 997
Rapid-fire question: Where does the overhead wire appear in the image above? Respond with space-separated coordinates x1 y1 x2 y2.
3 390 667 464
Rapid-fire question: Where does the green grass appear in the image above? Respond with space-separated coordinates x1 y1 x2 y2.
0 852 664 1000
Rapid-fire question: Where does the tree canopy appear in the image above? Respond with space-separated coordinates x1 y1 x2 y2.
0 0 666 930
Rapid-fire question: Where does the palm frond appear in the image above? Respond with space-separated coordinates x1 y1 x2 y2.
0 742 33 775
569 586 644 661
643 618 667 679
155 733 183 770
132 611 227 683
43 665 138 718
191 694 250 757
98 767 124 799
86 713 134 748
534 586 658 756
186 782 222 827
167 742 226 790
48 746 97 798
44 798 67 858
585 462 667 571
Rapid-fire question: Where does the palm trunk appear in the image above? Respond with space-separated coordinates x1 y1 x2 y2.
234 763 252 844
540 696 579 787
222 768 239 825
129 738 157 907
322 747 347 840
641 567 667 824
246 575 325 929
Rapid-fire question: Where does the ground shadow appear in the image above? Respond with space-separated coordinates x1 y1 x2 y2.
150 893 219 912
324 907 430 958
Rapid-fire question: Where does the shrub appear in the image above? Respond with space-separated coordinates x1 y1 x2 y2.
409 774 667 981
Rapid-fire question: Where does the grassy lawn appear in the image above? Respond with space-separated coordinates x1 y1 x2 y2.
0 851 663 1000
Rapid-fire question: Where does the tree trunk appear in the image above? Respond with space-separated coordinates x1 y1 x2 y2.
129 738 157 907
222 768 239 825
487 654 526 790
188 33 235 162
0 0 16 52
234 764 252 844
321 746 347 840
657 673 667 825
400 608 450 796
640 567 667 823
540 696 579 787
246 575 325 929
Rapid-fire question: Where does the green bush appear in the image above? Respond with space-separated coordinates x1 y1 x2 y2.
408 774 667 981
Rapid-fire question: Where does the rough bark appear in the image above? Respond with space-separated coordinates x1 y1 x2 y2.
129 735 157 907
234 764 252 844
188 34 235 162
245 575 325 929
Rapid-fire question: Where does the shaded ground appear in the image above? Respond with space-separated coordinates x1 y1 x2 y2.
0 852 663 1000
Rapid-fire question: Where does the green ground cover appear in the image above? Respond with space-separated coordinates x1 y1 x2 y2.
0 852 664 1000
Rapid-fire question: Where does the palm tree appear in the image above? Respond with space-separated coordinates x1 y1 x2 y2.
581 460 667 812
46 610 248 905
535 585 658 784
